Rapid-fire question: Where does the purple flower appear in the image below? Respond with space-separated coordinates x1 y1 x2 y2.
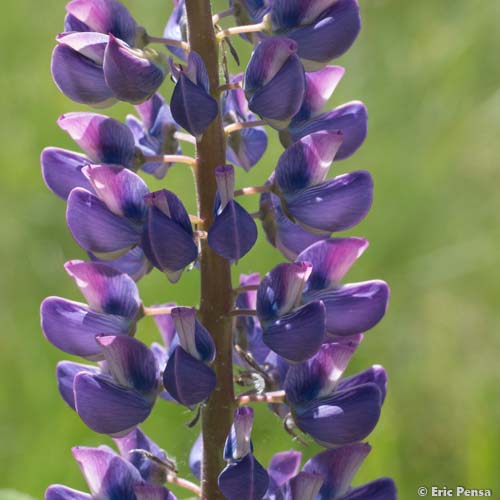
170 51 218 138
208 165 258 261
52 0 168 106
223 75 268 171
298 238 390 337
218 408 270 500
162 307 216 406
142 189 198 283
41 260 142 360
244 37 305 129
126 93 181 178
163 0 187 61
45 439 176 499
256 262 326 363
270 0 361 70
284 341 385 447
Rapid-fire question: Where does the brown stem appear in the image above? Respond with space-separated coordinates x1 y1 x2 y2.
185 2 235 499
228 309 258 317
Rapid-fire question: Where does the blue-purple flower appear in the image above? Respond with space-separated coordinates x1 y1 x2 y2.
41 260 142 360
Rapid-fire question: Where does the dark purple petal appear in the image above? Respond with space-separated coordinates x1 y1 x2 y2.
343 478 397 500
271 0 338 30
135 484 176 500
307 280 389 336
41 147 94 200
64 260 141 318
41 297 132 359
83 164 148 221
286 0 361 69
294 383 382 446
56 360 99 410
224 407 254 461
144 189 193 234
66 0 138 46
293 66 345 124
45 485 91 500
208 201 258 261
74 372 153 435
282 471 324 500
171 307 215 363
303 444 371 499
189 433 203 480
104 35 167 104
260 192 328 261
57 32 108 65
257 262 312 321
263 301 325 363
297 238 369 292
96 335 157 396
246 42 305 129
275 131 344 194
72 445 142 498
51 45 115 107
338 365 388 403
142 193 197 281
218 454 269 500
170 73 218 138
290 101 368 160
58 112 135 166
284 340 360 406
90 247 153 282
66 188 142 256
64 12 91 32
286 171 373 233
227 126 268 171
114 428 168 485
267 450 302 495
163 347 216 406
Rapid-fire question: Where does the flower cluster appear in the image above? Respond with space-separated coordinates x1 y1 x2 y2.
41 0 396 498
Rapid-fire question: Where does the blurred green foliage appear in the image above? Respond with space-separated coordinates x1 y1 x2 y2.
1 0 500 498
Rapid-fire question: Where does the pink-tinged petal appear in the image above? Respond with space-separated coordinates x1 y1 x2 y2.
267 450 302 495
303 444 371 499
208 201 258 261
72 445 142 498
66 0 138 46
135 484 176 500
171 307 215 363
275 131 344 194
83 164 148 221
308 280 389 337
284 340 361 406
74 372 153 435
66 188 142 256
64 260 141 318
163 347 216 406
57 112 135 166
96 335 157 396
290 101 368 160
45 485 92 500
104 35 168 104
257 262 312 321
51 45 116 108
286 171 373 234
282 472 324 500
56 360 99 410
41 147 94 200
343 477 397 500
57 32 109 64
295 383 382 447
218 454 269 500
64 12 91 32
114 428 168 485
41 297 132 359
263 301 325 363
224 407 254 461
338 365 388 403
297 238 369 291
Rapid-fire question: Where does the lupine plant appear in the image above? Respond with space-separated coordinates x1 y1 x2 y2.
40 0 397 498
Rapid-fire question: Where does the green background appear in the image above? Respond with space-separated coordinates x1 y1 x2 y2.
1 0 500 498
